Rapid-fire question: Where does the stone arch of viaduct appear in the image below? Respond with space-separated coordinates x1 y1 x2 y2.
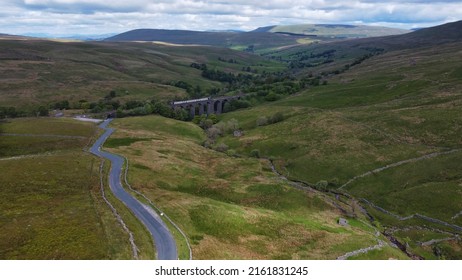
171 95 242 118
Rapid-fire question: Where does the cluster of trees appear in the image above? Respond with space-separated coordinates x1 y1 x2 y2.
202 118 240 150
171 80 220 99
192 114 219 129
116 100 190 121
321 49 385 76
289 49 336 61
78 90 188 120
218 57 239 64
0 107 21 118
0 87 191 121
223 99 251 113
192 114 241 153
0 106 49 118
198 112 287 157
241 66 258 73
191 62 254 84
188 62 324 111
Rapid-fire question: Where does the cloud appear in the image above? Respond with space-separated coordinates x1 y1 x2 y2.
1 0 461 36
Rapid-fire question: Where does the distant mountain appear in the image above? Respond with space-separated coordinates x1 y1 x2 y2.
60 34 118 41
18 33 117 41
104 29 312 52
105 24 411 53
251 24 410 38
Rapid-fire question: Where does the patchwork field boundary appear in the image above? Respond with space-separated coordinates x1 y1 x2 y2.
452 211 462 220
338 149 461 190
361 198 462 232
336 239 386 260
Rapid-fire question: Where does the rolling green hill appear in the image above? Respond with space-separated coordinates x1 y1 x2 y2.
215 21 462 259
0 39 284 112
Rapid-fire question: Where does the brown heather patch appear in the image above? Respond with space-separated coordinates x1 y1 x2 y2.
399 115 426 125
113 128 164 139
193 235 267 260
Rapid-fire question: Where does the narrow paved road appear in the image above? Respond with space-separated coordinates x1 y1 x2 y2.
90 119 178 260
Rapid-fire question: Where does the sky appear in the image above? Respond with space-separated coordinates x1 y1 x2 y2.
1 0 462 37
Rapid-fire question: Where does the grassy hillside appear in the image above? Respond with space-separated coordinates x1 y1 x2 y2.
105 115 407 259
216 39 462 259
0 39 284 111
0 118 158 259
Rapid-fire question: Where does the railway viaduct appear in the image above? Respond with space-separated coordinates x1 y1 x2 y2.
171 95 243 118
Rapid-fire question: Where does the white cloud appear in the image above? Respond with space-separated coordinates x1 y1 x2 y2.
0 0 461 36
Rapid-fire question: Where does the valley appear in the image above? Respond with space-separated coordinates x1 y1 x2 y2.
1 20 461 260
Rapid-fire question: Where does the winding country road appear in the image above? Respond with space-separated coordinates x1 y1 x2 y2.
90 119 178 260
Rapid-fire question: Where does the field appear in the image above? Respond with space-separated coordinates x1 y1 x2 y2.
217 41 462 258
0 39 285 110
0 118 153 259
104 115 407 259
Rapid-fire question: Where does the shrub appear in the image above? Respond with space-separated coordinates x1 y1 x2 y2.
212 122 226 135
208 114 219 124
226 149 237 157
315 180 328 190
215 143 229 152
199 119 214 129
206 126 221 141
250 149 260 158
226 118 239 133
256 116 268 126
265 93 280 102
269 112 284 124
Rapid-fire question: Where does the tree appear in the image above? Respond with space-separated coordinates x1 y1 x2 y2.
53 100 70 110
152 102 173 118
265 93 280 102
215 143 229 152
226 118 239 133
208 114 218 124
206 126 221 142
173 108 189 121
37 106 49 117
144 103 153 114
116 108 126 118
315 180 328 190
250 149 260 158
269 112 284 124
199 119 214 130
192 115 202 124
256 116 268 126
